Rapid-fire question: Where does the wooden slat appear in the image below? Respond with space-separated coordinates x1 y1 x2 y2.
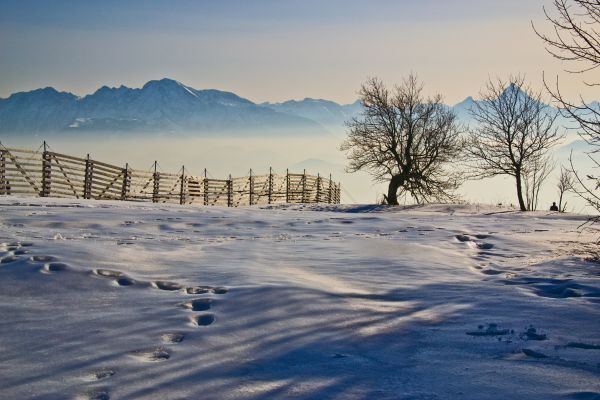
4 161 42 168
48 152 89 163
129 172 154 179
89 159 123 171
0 182 38 188
89 172 121 184
88 164 122 176
3 166 42 174
0 189 38 194
50 177 83 193
2 147 41 155
50 159 86 172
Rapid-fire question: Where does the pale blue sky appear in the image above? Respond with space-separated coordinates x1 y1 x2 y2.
0 0 592 104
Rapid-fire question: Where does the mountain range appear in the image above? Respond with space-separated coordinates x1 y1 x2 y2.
0 78 597 136
0 79 330 135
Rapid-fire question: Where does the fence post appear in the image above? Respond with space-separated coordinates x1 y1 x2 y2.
316 173 321 203
268 167 273 204
328 174 333 204
179 166 186 205
41 141 51 197
248 169 254 206
152 161 159 203
227 174 233 207
301 169 307 203
286 169 290 203
0 149 5 195
84 154 92 199
203 168 208 206
121 163 130 201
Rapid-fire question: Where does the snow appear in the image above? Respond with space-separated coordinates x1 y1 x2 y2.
176 81 198 98
0 197 599 400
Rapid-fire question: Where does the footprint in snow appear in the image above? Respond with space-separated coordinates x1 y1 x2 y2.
30 255 57 262
153 281 183 291
186 286 228 295
466 323 512 336
212 286 228 294
82 368 116 382
191 314 216 326
476 242 494 250
520 327 547 341
92 268 139 287
41 262 69 273
183 298 212 311
115 277 136 286
186 286 212 294
455 234 494 249
455 234 471 242
129 347 170 362
480 269 503 275
522 348 548 359
0 255 19 264
161 332 186 344
94 269 123 278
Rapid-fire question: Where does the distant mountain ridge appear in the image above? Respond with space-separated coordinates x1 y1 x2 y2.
1 78 596 136
0 78 326 135
261 98 363 128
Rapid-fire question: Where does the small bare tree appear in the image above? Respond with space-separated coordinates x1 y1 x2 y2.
524 155 555 211
465 76 562 211
340 75 463 205
557 166 575 211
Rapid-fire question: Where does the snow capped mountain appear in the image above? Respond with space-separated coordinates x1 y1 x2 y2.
0 79 325 135
451 96 477 122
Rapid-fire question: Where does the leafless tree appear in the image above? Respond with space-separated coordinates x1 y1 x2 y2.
524 155 555 211
465 76 562 211
557 166 575 211
340 75 463 205
534 0 599 137
534 0 600 214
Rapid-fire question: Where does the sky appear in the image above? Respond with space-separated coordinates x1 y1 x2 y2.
0 0 597 105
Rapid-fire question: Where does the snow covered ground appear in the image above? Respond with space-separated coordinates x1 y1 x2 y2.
0 197 599 400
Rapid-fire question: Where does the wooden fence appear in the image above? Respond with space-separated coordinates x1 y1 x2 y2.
0 144 341 206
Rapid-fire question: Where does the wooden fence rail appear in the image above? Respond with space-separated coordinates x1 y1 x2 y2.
0 145 342 206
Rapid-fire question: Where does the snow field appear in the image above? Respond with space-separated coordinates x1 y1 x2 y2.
0 198 599 399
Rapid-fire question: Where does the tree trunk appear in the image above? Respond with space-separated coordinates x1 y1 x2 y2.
386 175 405 205
558 191 563 212
515 174 527 211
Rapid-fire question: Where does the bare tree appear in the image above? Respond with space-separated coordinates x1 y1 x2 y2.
340 75 463 205
465 76 562 211
534 0 599 137
534 0 600 214
557 166 575 211
524 155 555 211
